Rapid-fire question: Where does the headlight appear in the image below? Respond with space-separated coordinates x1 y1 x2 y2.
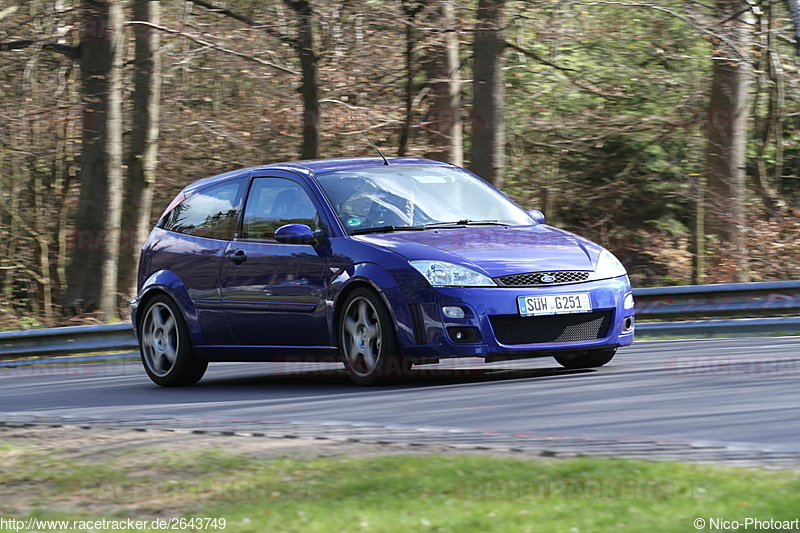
589 249 628 280
410 260 497 287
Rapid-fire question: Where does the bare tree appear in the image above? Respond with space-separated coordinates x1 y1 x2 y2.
61 0 125 318
751 0 787 218
187 0 320 159
471 0 506 186
786 0 800 56
424 0 462 164
285 0 320 159
704 0 751 282
398 0 426 157
2 0 125 318
118 0 162 301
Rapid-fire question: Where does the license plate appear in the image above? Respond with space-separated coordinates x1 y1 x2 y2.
517 293 592 317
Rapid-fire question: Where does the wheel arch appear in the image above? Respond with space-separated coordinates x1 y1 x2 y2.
328 264 415 353
133 270 205 346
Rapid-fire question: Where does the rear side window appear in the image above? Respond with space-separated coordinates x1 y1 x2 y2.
160 179 245 240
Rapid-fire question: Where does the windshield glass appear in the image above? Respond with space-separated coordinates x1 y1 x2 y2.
315 166 535 233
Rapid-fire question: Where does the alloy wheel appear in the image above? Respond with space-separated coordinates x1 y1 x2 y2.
141 301 179 378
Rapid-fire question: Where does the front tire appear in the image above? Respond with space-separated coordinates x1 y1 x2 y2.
139 294 208 387
338 287 405 385
554 348 617 370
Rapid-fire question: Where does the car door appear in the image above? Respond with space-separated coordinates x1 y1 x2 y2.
220 172 331 347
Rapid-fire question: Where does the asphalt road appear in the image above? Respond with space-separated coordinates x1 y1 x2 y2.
2 337 799 451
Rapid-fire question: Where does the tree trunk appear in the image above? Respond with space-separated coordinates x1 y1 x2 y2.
425 0 462 165
119 0 161 302
99 0 124 319
398 1 421 157
704 0 750 282
751 1 785 217
470 0 506 186
63 0 124 317
188 0 313 158
785 0 800 57
287 0 320 160
694 176 706 284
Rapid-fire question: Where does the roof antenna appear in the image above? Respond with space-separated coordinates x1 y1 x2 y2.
349 112 389 165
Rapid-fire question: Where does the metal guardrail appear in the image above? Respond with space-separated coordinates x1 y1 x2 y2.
0 322 138 359
636 316 800 337
633 280 800 319
633 280 800 337
0 281 798 360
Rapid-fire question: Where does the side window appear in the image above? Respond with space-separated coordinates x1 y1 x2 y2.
241 178 318 240
160 179 244 240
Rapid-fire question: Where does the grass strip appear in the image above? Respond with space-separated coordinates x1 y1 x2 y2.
1 442 799 532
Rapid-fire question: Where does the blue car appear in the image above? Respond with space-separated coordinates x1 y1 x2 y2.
131 157 634 386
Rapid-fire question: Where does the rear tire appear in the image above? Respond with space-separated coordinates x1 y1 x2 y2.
554 348 616 369
139 294 208 387
338 287 405 385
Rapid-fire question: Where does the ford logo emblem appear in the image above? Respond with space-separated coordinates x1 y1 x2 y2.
540 274 556 283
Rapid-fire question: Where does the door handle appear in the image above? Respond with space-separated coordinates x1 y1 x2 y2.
228 249 247 264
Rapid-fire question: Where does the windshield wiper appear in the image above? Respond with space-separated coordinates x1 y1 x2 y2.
351 220 509 234
351 225 426 235
423 219 509 229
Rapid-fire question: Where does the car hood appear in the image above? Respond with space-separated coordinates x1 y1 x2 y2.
354 225 600 277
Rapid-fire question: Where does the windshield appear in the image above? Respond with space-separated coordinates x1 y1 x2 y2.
315 166 535 233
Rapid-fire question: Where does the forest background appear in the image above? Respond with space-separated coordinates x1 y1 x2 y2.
1 0 799 327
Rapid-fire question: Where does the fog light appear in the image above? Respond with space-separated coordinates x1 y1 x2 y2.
443 306 466 319
447 327 480 343
623 316 634 332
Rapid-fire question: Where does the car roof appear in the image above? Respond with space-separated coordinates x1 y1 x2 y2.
183 157 454 196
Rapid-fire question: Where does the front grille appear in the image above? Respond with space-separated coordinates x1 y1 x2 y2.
489 311 612 345
495 271 591 286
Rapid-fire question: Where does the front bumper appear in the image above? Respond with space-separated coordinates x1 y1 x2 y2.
392 276 634 361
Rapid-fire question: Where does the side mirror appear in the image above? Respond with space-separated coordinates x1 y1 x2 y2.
526 209 546 224
274 223 319 245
